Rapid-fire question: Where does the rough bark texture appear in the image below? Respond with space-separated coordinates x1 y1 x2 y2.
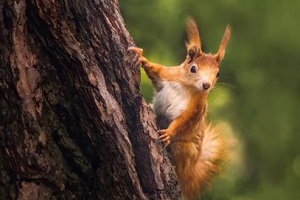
0 0 181 199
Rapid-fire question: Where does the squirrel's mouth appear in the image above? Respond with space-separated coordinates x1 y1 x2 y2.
196 81 212 93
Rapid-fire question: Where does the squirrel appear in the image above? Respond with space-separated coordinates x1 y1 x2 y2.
129 17 231 200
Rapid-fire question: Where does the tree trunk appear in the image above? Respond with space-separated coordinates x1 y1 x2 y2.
0 0 180 199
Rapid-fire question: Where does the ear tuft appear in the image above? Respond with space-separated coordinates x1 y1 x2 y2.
186 17 202 63
215 25 231 64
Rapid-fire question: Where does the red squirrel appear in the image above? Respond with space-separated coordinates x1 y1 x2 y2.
129 18 231 200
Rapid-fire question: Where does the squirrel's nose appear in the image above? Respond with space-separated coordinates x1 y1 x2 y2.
202 83 211 90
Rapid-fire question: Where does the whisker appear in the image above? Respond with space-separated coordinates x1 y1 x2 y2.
217 82 237 90
212 81 238 97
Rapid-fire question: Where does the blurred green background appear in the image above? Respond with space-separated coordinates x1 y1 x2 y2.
120 0 300 199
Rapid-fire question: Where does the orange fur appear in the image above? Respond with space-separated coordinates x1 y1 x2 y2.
128 17 231 199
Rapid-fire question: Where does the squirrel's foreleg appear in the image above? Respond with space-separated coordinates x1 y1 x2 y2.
128 47 165 89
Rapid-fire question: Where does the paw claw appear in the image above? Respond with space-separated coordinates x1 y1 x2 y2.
128 47 143 55
157 129 166 134
158 129 172 148
128 47 149 67
160 136 170 143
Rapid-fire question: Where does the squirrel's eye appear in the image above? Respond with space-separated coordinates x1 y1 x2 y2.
190 65 197 73
216 72 220 78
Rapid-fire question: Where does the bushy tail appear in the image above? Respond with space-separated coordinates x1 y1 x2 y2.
179 125 228 200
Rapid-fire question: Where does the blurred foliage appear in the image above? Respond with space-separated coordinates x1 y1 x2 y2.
120 0 300 199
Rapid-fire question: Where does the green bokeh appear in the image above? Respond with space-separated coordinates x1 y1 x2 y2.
120 0 300 199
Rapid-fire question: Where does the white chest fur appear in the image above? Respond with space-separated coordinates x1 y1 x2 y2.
153 81 190 129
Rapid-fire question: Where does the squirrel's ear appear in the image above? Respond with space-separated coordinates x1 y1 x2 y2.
186 17 202 63
215 25 231 64
187 45 201 63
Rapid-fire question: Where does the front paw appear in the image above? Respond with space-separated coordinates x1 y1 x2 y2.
128 47 149 67
158 129 174 148
128 47 143 55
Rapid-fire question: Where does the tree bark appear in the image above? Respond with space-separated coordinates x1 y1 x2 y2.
0 0 181 199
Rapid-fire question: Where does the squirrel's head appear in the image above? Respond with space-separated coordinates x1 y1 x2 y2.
181 18 231 93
